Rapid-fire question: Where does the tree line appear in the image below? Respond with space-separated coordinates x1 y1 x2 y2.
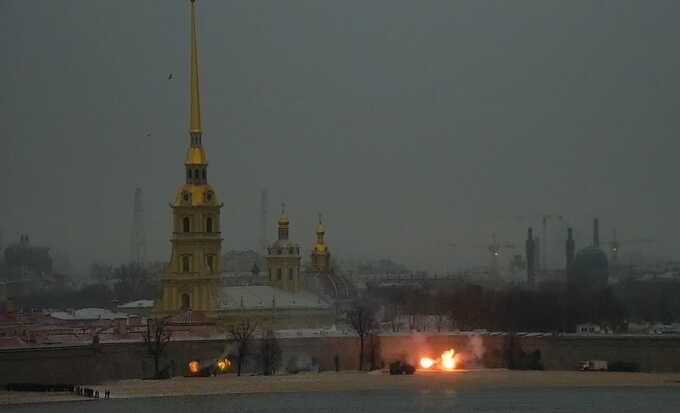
12 262 161 310
367 279 680 334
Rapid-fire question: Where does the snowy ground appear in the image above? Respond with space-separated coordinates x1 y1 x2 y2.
2 370 680 406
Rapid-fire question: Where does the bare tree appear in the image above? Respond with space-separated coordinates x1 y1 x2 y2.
432 291 451 332
347 300 377 371
367 332 382 370
228 319 258 376
143 317 172 378
259 329 282 376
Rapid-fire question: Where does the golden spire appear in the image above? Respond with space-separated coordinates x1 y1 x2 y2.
185 0 206 166
189 0 201 134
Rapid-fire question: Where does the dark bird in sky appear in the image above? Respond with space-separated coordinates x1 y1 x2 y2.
168 73 173 80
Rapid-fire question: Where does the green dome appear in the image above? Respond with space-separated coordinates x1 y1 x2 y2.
568 246 609 291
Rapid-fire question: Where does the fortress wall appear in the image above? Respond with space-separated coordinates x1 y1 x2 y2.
2 335 680 386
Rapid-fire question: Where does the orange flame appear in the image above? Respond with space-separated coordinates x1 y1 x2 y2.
441 349 455 370
216 358 230 371
419 348 456 370
420 357 435 369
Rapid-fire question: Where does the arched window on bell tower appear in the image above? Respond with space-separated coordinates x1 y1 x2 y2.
182 255 191 272
183 217 191 232
206 217 213 233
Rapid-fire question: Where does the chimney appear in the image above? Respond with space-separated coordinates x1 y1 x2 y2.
526 227 535 287
566 227 575 269
593 218 600 248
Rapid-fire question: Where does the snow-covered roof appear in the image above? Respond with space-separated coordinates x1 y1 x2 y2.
118 299 154 309
50 308 128 321
220 285 330 310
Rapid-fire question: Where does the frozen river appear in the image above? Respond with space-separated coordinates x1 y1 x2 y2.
4 387 680 413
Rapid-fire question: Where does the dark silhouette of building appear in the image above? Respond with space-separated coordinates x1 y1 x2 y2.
526 228 536 287
3 235 53 279
568 219 609 292
566 227 575 270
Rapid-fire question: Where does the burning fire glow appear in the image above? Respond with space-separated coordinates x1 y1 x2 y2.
188 360 200 374
216 358 230 372
441 349 456 370
419 349 456 371
419 357 435 369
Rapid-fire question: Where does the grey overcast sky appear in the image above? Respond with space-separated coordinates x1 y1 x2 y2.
1 0 678 273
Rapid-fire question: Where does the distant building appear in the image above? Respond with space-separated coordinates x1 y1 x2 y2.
525 228 536 287
568 219 609 292
117 299 155 318
1 235 68 296
576 322 608 335
3 235 52 279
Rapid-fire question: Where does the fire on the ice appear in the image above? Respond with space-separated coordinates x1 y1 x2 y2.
419 349 456 371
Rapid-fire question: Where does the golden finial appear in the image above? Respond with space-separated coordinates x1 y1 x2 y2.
189 0 201 134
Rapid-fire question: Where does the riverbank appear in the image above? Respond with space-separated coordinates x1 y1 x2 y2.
2 369 679 406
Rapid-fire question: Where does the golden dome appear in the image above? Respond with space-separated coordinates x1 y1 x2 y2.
278 214 290 226
175 183 219 206
185 147 207 165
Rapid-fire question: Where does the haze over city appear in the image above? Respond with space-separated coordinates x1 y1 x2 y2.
4 1 680 412
2 0 678 273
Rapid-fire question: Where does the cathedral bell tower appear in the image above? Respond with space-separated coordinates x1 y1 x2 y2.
156 0 223 317
310 214 331 273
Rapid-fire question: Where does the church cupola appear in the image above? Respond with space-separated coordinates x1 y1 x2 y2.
278 204 290 240
310 213 331 273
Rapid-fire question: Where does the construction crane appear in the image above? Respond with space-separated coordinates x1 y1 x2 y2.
487 233 517 277
471 232 517 277
608 229 656 265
